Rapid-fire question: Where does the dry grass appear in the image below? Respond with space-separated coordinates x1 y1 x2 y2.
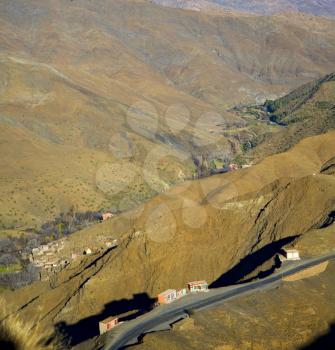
1 0 335 231
0 299 58 350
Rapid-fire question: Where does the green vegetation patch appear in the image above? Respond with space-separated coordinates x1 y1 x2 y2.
0 263 22 274
264 72 335 123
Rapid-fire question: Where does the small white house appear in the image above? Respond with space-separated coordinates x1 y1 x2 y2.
187 280 209 293
41 245 49 252
32 248 43 256
84 248 92 255
283 249 300 261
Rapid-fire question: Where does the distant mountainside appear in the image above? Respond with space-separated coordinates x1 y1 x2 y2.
153 0 335 17
1 0 335 229
246 72 335 159
150 0 240 15
213 0 335 17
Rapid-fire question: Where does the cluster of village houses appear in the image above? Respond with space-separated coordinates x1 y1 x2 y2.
29 239 68 281
26 212 116 281
28 236 118 281
212 162 251 175
99 248 302 334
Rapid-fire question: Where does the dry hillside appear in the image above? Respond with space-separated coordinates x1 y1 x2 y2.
134 204 335 350
2 130 335 347
1 1 335 349
1 0 335 229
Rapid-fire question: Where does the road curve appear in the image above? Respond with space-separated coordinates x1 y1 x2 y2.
105 253 335 350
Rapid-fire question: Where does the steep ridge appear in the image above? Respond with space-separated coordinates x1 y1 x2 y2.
3 131 335 346
137 191 335 350
265 72 335 122
248 72 335 160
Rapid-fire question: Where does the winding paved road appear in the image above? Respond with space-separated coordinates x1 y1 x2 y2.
105 252 335 350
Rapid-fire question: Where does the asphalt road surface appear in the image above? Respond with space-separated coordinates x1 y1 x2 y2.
105 252 335 350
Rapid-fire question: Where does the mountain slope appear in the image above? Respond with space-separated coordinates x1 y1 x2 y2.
138 220 335 350
3 131 335 347
248 72 335 160
0 50 234 229
2 0 335 105
1 0 335 229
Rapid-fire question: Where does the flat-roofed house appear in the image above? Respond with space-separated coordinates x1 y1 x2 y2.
283 249 300 261
188 280 209 293
84 248 92 255
99 317 119 334
157 289 177 304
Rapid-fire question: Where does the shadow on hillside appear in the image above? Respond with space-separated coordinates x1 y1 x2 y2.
210 235 298 288
300 323 335 350
0 340 15 350
54 292 155 346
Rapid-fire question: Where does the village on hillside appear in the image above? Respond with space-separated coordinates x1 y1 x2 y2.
25 213 118 281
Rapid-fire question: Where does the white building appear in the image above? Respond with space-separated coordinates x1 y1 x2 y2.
187 280 209 293
283 249 300 261
176 288 187 299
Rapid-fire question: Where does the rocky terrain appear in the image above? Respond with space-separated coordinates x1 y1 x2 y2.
1 0 335 230
2 129 335 348
1 1 335 349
